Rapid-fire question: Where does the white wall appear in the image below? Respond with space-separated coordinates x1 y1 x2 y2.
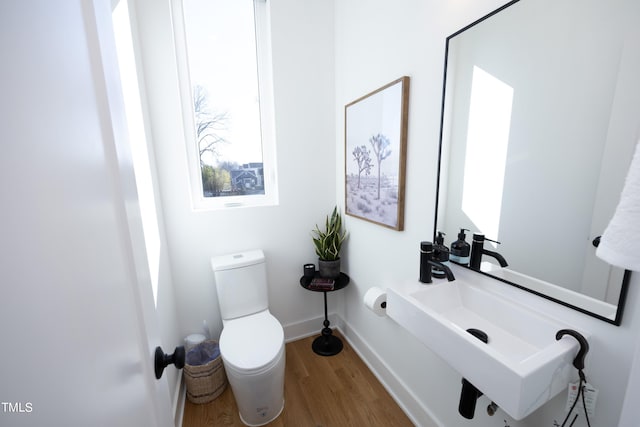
334 0 640 426
619 334 640 425
133 0 337 341
135 0 640 425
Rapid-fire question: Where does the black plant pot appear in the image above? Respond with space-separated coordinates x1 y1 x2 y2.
318 258 341 279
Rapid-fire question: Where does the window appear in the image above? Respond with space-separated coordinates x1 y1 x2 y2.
173 0 278 210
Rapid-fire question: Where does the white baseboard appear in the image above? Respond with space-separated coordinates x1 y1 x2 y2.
338 321 443 427
173 372 185 427
282 313 342 343
175 313 435 427
282 312 440 425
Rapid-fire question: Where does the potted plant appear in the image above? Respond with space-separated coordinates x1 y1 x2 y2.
312 206 347 279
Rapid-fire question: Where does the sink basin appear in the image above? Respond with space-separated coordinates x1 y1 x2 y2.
386 267 587 420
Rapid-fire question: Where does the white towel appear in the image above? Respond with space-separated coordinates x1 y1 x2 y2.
597 138 640 271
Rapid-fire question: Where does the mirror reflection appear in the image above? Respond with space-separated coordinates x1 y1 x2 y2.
436 0 639 324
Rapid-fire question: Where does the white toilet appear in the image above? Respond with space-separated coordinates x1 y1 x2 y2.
211 250 285 426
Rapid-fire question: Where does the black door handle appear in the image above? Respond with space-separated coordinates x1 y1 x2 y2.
592 235 601 248
154 346 185 379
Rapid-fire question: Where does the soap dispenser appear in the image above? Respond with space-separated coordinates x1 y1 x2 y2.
432 231 451 278
450 228 471 266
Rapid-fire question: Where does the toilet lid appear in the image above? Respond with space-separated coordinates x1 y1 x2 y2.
219 311 284 373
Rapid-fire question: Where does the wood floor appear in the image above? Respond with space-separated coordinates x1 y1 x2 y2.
182 332 414 427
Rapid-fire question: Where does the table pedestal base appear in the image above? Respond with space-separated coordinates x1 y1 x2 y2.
300 273 350 357
312 322 343 356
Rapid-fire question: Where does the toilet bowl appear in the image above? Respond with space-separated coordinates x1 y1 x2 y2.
211 250 285 426
220 311 285 426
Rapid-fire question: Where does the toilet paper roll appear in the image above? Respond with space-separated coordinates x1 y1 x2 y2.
364 287 387 316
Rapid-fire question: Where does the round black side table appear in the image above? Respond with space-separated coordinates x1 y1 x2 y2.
300 272 350 356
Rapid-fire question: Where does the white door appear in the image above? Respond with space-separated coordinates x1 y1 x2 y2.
0 1 173 426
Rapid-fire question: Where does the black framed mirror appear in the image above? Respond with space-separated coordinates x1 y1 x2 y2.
435 0 639 325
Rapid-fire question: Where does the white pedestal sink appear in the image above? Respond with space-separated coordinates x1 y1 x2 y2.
386 264 588 420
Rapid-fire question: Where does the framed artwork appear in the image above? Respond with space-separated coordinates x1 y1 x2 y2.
344 76 410 230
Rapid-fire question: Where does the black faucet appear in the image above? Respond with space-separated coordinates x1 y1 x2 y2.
469 233 508 270
420 241 455 283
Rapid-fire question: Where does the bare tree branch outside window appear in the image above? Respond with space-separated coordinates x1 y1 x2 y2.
193 84 229 165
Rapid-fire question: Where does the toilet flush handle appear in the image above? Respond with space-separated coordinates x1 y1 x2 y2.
154 346 186 379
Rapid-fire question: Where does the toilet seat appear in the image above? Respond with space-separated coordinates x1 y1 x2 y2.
219 310 284 375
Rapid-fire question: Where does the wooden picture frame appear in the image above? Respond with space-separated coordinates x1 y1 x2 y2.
344 76 410 230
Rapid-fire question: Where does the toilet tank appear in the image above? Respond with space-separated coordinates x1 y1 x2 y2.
211 250 269 321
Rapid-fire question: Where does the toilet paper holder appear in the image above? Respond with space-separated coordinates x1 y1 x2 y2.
364 287 388 316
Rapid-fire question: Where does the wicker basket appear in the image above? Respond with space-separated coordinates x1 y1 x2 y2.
184 340 227 404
